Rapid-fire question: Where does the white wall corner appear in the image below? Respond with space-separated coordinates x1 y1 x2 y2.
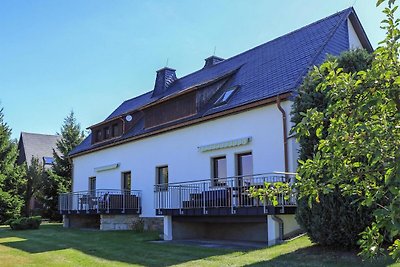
163 216 173 241
347 19 363 49
267 215 280 246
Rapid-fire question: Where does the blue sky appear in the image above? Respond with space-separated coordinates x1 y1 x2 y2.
0 0 386 139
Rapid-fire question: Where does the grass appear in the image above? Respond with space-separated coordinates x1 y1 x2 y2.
0 224 397 267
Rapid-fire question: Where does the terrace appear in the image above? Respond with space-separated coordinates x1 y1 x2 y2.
59 189 142 215
154 173 297 216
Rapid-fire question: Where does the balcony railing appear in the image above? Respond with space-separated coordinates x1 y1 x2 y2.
154 173 296 216
59 189 142 215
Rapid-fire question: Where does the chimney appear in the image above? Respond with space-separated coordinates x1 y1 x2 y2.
204 56 224 68
152 67 177 97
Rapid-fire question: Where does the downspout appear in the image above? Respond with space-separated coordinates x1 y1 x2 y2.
276 95 289 173
271 215 284 241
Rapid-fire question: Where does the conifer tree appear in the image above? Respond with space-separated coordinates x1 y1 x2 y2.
40 111 84 220
52 110 85 191
0 107 23 223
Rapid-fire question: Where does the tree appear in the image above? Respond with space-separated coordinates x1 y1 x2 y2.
293 0 400 260
52 110 85 190
0 107 24 223
291 49 374 247
22 156 46 216
40 111 84 220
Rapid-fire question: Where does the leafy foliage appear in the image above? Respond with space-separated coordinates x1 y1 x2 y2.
294 0 400 259
22 156 47 216
249 182 292 207
291 49 374 247
9 216 42 230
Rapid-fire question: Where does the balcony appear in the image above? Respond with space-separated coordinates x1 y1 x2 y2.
155 173 296 216
59 189 142 215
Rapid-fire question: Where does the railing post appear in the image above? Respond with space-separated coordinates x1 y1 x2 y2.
179 185 182 215
139 191 142 213
202 182 207 215
230 179 234 215
107 191 110 213
122 191 126 213
97 190 99 214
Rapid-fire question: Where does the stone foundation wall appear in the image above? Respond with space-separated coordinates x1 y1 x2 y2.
100 214 140 230
142 217 163 232
63 214 100 229
63 214 163 232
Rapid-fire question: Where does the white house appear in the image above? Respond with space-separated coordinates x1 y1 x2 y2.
60 8 372 245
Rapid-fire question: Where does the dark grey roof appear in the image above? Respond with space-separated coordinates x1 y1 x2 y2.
71 8 372 157
18 132 61 165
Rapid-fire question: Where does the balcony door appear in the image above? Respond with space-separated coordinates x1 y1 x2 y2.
156 166 168 191
237 152 253 186
89 177 96 196
122 171 131 194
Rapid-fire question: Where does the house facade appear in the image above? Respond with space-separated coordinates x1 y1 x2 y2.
60 8 372 245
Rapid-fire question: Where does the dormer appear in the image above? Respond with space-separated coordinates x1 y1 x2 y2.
203 56 224 68
90 118 124 144
152 67 177 97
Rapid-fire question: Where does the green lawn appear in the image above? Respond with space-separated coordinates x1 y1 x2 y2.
0 224 397 267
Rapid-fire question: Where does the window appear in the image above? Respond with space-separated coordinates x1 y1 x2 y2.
237 152 253 186
122 171 131 192
156 166 168 190
104 126 111 139
212 156 227 186
89 177 96 195
112 123 120 137
95 130 102 142
214 86 238 106
43 157 54 165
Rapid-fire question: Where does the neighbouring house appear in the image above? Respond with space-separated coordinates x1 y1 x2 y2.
60 8 372 245
18 132 61 214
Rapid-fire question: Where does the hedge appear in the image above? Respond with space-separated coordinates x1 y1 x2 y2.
9 216 42 230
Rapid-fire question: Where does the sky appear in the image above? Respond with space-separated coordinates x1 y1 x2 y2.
0 0 387 140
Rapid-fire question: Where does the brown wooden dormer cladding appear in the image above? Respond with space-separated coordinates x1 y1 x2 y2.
144 91 197 129
91 118 124 144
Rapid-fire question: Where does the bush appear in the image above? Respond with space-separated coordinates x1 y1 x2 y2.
296 190 373 247
292 49 374 247
9 216 42 230
0 190 23 224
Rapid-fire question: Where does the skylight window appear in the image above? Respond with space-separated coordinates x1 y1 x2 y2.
43 157 54 165
214 86 238 106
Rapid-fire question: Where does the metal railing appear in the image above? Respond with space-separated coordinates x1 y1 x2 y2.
154 173 296 214
59 189 142 214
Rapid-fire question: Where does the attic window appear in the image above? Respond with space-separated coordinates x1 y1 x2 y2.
43 157 54 165
214 86 238 106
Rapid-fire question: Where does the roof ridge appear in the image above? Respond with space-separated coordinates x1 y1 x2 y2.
21 132 60 137
291 7 353 90
171 7 354 84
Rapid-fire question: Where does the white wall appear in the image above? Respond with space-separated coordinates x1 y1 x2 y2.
72 100 297 217
348 19 363 49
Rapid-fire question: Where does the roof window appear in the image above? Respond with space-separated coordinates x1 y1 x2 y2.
214 86 238 106
43 157 54 165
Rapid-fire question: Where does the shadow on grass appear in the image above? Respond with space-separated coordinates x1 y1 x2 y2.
243 244 393 267
0 224 394 267
0 224 235 266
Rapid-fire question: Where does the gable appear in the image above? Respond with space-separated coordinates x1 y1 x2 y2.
348 19 363 49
